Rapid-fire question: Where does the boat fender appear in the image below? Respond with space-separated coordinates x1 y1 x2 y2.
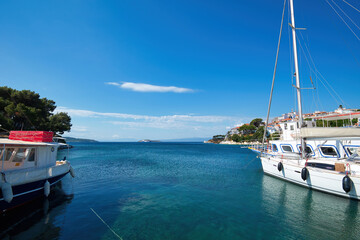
277 162 283 172
44 180 50 197
301 167 308 181
1 182 13 203
69 166 75 178
342 175 352 193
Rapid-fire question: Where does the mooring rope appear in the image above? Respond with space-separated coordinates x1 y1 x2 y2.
90 208 123 240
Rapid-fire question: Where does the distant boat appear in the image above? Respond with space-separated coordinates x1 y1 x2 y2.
0 131 75 212
53 136 73 150
250 0 360 200
138 139 161 143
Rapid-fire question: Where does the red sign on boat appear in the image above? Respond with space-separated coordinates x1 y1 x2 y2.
9 131 54 142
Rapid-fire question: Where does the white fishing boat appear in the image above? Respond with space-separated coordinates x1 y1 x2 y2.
53 136 73 150
0 131 75 212
250 0 360 200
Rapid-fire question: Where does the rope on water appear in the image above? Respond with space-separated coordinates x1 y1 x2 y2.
90 208 123 240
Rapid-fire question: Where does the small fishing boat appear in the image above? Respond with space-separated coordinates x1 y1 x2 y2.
251 0 360 200
53 136 73 150
0 131 75 212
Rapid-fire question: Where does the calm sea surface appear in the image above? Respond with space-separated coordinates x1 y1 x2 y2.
1 142 360 240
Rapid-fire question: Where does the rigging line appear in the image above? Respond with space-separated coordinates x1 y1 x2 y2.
296 34 316 82
342 0 360 14
332 0 360 31
298 32 320 80
315 75 341 106
315 69 347 106
326 0 360 41
326 1 360 69
262 0 287 148
297 31 347 107
295 34 329 110
90 208 123 240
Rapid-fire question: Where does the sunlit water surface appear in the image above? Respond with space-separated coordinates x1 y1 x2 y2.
1 142 360 240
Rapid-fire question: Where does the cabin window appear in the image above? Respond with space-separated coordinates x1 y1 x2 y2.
28 148 36 162
290 125 294 130
272 144 278 152
281 145 293 152
5 148 14 161
299 146 313 154
284 124 287 130
12 148 27 163
320 146 338 157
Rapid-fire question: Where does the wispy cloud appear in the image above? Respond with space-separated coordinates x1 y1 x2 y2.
71 125 88 132
56 107 234 123
57 107 250 140
106 82 194 93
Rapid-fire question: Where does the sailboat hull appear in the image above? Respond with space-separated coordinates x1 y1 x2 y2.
261 156 360 200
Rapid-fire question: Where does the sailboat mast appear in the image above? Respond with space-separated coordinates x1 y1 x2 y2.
289 0 305 158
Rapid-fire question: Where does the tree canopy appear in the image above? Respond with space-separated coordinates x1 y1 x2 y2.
250 118 263 128
228 118 269 143
0 86 72 135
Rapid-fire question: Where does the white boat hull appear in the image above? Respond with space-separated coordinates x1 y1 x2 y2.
261 156 360 200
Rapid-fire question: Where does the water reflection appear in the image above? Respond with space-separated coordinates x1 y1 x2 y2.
0 181 73 239
260 174 360 239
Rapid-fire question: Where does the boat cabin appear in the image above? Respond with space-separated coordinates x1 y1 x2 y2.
0 140 59 171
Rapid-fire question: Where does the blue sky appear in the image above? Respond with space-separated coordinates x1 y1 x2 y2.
0 0 359 141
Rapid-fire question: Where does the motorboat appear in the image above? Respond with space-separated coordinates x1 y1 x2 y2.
53 136 73 150
0 131 74 212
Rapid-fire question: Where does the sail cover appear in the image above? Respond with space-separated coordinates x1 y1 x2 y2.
301 127 360 138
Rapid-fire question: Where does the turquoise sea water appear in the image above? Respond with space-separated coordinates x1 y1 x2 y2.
1 142 360 240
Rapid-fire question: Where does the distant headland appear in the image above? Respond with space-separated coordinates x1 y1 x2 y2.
65 137 98 143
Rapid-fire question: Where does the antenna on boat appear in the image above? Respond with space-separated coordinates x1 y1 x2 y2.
289 0 306 158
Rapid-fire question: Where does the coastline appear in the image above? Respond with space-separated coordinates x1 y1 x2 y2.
204 140 260 145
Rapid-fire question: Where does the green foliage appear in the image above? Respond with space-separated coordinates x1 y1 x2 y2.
250 118 263 128
0 86 72 134
316 118 358 128
252 126 265 141
270 132 281 140
239 124 256 135
49 112 72 134
231 134 241 142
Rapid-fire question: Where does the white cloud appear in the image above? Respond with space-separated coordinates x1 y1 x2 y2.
71 125 88 132
56 107 249 140
106 82 194 93
55 107 233 124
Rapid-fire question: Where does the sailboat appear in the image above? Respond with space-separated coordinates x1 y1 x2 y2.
251 0 360 200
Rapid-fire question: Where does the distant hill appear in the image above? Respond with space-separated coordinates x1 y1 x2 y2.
64 137 98 143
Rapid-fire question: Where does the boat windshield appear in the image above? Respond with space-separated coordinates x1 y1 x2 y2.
5 148 15 161
12 148 27 162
